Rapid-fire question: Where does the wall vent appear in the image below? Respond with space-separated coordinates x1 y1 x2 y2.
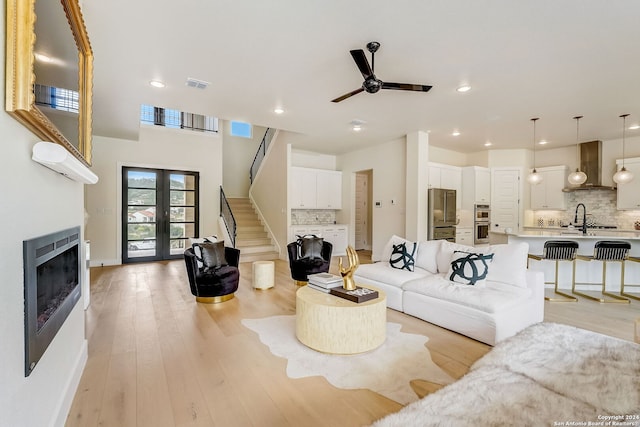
185 77 210 89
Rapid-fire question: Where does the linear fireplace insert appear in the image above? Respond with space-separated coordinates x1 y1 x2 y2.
23 226 82 376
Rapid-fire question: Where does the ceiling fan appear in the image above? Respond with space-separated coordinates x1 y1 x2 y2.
331 41 433 103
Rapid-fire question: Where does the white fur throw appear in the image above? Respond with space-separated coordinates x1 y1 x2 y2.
372 322 640 426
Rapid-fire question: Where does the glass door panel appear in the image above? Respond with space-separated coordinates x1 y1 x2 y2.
123 168 199 263
168 173 198 256
125 170 158 260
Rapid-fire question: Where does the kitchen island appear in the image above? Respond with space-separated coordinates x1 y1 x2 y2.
502 229 640 293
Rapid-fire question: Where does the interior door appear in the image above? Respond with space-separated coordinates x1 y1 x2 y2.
122 167 199 263
355 172 369 250
491 168 520 233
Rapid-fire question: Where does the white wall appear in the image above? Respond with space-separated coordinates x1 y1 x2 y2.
222 121 265 198
1 7 87 424
337 138 408 260
291 149 337 169
86 125 223 265
250 131 289 257
428 145 468 166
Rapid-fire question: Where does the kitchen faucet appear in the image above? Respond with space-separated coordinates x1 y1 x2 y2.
574 203 587 235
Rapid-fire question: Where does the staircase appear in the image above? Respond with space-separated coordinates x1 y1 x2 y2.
226 198 279 263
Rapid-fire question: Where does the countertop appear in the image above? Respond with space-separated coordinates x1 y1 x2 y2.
502 228 640 239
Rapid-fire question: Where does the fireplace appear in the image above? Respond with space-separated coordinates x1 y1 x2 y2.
23 226 82 376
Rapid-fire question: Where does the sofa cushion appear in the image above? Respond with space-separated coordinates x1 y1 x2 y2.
486 242 529 288
381 235 417 262
403 274 532 313
436 240 476 273
415 240 440 274
390 241 417 271
446 251 494 287
355 262 430 289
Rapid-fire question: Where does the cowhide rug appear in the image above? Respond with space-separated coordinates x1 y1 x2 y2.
241 315 454 405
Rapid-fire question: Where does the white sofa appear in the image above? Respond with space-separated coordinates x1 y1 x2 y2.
354 236 544 346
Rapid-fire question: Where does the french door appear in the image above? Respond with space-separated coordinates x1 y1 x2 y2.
122 167 199 263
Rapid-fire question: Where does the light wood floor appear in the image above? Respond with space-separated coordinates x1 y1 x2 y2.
66 252 639 427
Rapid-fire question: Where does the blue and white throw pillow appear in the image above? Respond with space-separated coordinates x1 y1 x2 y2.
447 250 494 286
390 241 417 271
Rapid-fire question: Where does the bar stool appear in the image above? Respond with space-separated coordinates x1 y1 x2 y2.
528 240 578 302
572 240 630 304
621 256 640 300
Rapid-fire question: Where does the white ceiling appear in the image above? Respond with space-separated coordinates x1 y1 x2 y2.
80 0 640 155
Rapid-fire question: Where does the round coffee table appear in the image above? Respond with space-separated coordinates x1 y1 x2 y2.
295 285 386 354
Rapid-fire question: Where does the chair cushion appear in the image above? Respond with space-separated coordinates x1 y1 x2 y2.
297 235 324 259
199 240 228 270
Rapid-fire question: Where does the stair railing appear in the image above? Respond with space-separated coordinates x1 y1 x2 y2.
220 186 237 248
250 127 276 184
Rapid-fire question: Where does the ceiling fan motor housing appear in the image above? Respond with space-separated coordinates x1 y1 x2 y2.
363 77 382 93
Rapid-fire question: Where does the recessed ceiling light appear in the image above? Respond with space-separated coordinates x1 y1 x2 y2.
149 80 165 88
452 130 461 136
352 125 362 132
456 85 471 93
274 108 284 115
629 124 640 130
539 140 548 145
484 142 492 147
35 53 53 63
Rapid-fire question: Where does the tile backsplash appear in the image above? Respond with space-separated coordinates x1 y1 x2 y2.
291 209 337 225
530 190 640 229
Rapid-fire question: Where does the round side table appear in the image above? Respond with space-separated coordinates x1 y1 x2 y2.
252 260 275 290
295 285 386 354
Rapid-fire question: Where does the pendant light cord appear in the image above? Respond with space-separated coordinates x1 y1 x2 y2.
574 115 582 170
621 114 628 168
531 117 539 169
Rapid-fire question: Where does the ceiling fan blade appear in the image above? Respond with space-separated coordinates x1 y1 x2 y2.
331 87 364 103
381 82 433 92
350 49 373 79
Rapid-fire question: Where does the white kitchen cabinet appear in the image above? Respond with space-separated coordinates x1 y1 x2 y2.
530 166 568 210
290 167 318 209
290 225 348 256
616 157 640 210
428 166 441 189
462 166 491 209
290 167 342 210
455 227 473 246
428 163 462 207
323 225 348 256
316 170 342 209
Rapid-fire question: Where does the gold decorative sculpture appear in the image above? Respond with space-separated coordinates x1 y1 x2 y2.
339 246 360 290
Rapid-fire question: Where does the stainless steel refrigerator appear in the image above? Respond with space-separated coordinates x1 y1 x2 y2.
428 188 456 241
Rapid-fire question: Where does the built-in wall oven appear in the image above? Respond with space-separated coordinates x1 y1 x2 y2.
474 204 490 244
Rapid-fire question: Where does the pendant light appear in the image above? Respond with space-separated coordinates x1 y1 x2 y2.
527 117 543 185
613 114 634 184
567 115 588 185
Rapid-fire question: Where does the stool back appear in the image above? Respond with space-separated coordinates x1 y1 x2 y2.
543 240 578 260
593 240 630 261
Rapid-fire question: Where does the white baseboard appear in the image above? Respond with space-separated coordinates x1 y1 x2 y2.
89 258 120 267
51 339 88 427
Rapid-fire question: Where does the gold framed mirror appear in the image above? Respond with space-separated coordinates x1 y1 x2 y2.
5 0 93 166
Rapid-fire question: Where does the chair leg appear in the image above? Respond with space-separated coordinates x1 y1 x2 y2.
573 260 629 304
545 260 577 302
621 258 640 300
602 261 630 304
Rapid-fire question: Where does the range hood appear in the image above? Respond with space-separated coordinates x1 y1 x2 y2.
562 140 616 192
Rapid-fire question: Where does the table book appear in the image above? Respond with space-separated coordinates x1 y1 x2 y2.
329 286 379 303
